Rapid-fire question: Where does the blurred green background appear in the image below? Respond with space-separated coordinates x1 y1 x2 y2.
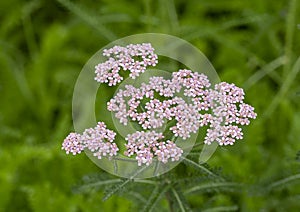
1 0 300 211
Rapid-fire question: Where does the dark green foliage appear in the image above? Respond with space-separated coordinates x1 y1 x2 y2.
1 0 300 211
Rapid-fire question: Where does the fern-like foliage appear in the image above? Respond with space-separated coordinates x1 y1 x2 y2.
74 153 243 211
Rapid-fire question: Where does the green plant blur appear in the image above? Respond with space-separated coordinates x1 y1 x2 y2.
0 0 300 211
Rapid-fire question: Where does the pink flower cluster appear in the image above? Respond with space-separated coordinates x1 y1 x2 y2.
108 70 213 139
124 131 183 166
62 133 84 155
108 69 257 146
95 43 158 86
62 122 119 159
63 43 257 167
202 82 257 145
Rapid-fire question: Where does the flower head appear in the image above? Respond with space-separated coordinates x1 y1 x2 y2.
82 122 118 159
125 131 183 166
63 43 257 167
95 43 158 86
202 82 257 145
62 122 119 159
62 132 84 155
108 69 257 146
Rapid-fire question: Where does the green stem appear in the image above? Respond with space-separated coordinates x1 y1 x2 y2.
283 0 297 77
268 173 300 190
165 190 174 212
172 188 186 212
184 182 241 195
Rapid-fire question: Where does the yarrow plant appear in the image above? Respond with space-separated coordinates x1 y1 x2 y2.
62 43 257 167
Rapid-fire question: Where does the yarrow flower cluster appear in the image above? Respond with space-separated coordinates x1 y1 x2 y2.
108 69 257 145
107 70 213 139
203 83 257 145
62 43 257 167
124 131 183 166
62 133 84 155
95 43 158 86
62 122 119 159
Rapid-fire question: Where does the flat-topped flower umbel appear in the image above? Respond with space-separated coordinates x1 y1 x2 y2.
62 43 257 166
62 122 119 159
94 43 158 86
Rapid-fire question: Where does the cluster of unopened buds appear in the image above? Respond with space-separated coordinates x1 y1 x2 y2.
62 43 257 166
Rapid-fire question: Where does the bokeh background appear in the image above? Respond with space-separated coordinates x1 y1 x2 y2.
1 0 300 211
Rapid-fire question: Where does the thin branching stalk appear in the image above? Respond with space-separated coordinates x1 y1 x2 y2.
77 179 122 191
102 165 150 201
171 188 186 212
142 184 172 212
184 182 241 195
268 173 300 190
133 179 158 185
165 189 174 212
181 156 221 179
